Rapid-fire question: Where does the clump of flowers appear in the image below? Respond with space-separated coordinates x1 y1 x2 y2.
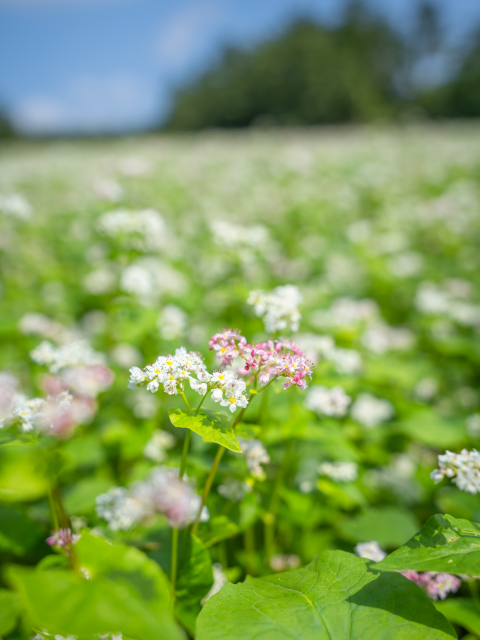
46 528 80 555
96 467 208 531
305 385 351 417
247 284 302 333
143 430 176 463
319 461 358 482
237 437 270 478
350 392 394 428
354 541 387 563
269 554 301 572
401 571 461 601
218 478 253 501
431 449 480 494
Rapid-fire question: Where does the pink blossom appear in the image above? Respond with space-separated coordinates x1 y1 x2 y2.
46 528 79 553
400 570 461 600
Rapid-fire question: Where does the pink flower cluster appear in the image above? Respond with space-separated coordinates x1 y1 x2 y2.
401 570 461 601
46 528 80 554
209 329 314 391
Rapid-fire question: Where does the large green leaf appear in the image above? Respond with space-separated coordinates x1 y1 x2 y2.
196 550 455 640
338 506 420 547
376 514 480 574
168 409 242 452
5 532 184 640
0 589 21 636
435 598 480 635
197 515 240 547
175 534 213 635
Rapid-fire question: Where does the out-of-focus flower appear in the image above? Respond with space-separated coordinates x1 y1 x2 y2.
310 297 379 329
0 372 19 427
330 348 363 375
120 259 187 305
269 554 301 572
83 265 117 295
95 487 150 532
354 541 386 562
30 340 106 374
128 388 159 419
401 570 461 601
201 563 228 605
97 208 169 251
93 178 124 202
361 323 415 355
143 430 176 463
350 393 394 428
466 414 480 438
431 449 480 494
218 478 252 501
237 437 270 478
247 285 302 333
18 313 80 344
414 378 439 402
0 193 33 219
387 251 424 278
318 461 358 482
158 305 188 341
46 528 80 553
305 385 351 418
109 343 142 368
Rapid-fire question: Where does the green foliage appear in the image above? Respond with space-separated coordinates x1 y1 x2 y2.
5 532 184 640
435 599 480 637
377 514 480 574
168 408 242 452
0 504 44 556
196 550 455 639
0 589 21 636
338 506 420 547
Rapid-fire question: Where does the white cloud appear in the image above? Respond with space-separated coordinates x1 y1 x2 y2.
156 0 227 70
12 73 157 134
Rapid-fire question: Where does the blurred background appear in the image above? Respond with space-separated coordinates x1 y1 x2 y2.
1 0 480 137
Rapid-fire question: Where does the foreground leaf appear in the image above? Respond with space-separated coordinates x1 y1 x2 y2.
197 550 455 640
435 598 480 635
198 515 240 547
0 504 44 556
376 514 480 574
5 532 184 640
0 589 21 635
175 534 213 635
168 409 242 452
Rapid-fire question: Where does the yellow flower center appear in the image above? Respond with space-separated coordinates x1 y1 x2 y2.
228 397 236 404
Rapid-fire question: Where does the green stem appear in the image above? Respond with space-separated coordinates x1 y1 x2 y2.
48 485 59 530
195 393 207 412
180 392 191 412
191 445 226 535
264 441 291 558
469 580 480 610
244 525 256 576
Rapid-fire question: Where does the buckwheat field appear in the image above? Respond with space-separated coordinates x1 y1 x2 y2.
1 124 480 639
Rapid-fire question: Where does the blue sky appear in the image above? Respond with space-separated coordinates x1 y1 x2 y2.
0 0 479 134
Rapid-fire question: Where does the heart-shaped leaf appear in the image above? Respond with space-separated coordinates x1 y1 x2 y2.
376 514 480 574
5 532 184 640
168 409 242 452
196 550 455 640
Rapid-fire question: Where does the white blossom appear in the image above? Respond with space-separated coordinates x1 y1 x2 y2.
431 449 480 494
355 541 386 562
95 487 149 531
157 305 188 341
144 430 176 463
361 323 415 355
350 393 394 428
218 478 252 501
30 340 105 374
0 193 33 219
305 385 351 418
237 437 270 478
247 285 302 333
201 563 228 605
318 461 358 482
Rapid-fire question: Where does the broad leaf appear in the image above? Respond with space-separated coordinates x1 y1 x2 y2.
435 598 480 636
5 532 184 640
376 514 480 574
338 506 419 547
198 515 240 547
196 550 455 640
168 409 242 452
175 534 213 635
0 589 21 636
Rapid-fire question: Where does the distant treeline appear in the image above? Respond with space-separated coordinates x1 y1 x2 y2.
165 1 480 130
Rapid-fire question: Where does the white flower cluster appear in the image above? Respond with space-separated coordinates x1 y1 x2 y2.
248 285 302 333
318 461 358 482
96 467 208 530
305 385 351 418
210 220 272 252
466 413 480 438
129 348 249 413
350 392 394 428
354 541 387 563
269 554 301 572
431 449 480 494
30 340 105 374
295 333 362 374
415 280 480 328
157 304 188 341
18 313 80 345
0 193 33 220
237 437 270 478
361 323 415 355
120 258 187 305
97 208 169 251
217 478 252 501
310 297 379 329
143 430 176 463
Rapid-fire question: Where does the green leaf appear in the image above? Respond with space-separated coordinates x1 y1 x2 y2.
0 589 21 636
175 534 213 635
376 514 480 574
0 504 44 556
168 409 242 452
5 532 184 640
394 410 467 449
0 444 49 501
63 476 114 515
435 598 480 636
197 515 240 547
196 550 455 640
338 506 420 547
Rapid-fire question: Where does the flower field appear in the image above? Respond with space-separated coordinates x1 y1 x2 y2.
1 124 480 639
